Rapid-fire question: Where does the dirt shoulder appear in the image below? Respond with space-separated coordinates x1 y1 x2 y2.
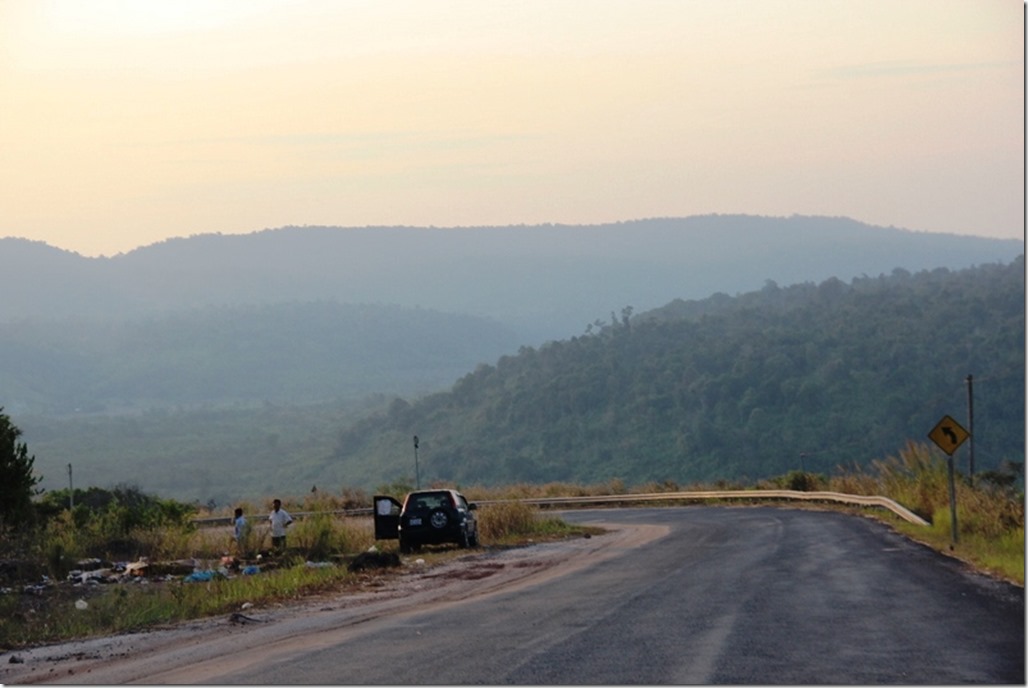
1 522 667 685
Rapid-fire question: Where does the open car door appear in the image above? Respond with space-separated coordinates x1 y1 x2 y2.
373 495 403 540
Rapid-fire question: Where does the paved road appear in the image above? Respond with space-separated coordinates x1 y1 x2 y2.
215 506 1024 684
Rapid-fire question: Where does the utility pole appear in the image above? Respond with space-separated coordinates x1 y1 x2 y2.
966 374 975 486
413 435 420 489
68 463 74 511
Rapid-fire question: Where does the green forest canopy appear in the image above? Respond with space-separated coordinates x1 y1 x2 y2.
327 259 1024 490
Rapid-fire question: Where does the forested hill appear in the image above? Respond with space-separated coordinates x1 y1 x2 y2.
326 259 1025 489
1 215 1022 344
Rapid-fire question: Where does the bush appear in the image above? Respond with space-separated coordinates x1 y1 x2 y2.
25 487 200 566
765 470 825 492
32 511 84 578
38 486 197 533
289 513 373 561
477 501 539 541
291 514 339 560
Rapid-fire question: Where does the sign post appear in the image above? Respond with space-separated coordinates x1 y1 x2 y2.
928 415 970 546
413 435 420 489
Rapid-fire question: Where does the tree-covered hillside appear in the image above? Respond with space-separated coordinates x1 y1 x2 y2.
325 259 1024 489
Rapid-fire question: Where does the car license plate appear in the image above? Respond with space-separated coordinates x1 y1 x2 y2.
410 517 422 526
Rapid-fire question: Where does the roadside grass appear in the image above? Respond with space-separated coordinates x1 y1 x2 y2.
822 442 1024 585
892 511 1025 585
474 499 603 544
0 558 359 649
2 449 1021 650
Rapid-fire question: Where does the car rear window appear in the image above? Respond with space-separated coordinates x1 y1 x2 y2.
405 492 450 511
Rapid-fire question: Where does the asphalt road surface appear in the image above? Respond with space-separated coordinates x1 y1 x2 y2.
8 506 1024 684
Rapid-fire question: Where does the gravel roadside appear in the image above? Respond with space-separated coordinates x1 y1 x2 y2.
1 522 666 685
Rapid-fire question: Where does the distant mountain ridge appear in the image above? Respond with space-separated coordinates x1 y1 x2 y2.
2 215 1022 344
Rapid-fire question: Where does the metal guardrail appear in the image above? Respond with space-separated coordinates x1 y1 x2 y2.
498 490 930 526
191 509 370 527
193 490 928 527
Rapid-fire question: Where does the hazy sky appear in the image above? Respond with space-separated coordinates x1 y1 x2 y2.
1 0 1023 257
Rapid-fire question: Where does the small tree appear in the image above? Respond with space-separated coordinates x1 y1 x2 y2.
0 408 43 531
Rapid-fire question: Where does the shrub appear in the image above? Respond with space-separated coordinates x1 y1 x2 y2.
291 513 338 560
765 470 825 492
289 513 374 561
477 501 538 541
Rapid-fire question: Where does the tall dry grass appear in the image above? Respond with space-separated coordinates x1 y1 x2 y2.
826 441 1023 583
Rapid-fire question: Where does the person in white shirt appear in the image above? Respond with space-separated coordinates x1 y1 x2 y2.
268 499 293 552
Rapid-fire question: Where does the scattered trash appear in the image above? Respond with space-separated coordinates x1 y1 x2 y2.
348 551 401 572
305 561 333 569
124 559 150 577
74 599 89 611
8 655 24 664
75 558 106 571
150 559 198 577
184 570 216 583
241 602 253 610
229 612 264 624
242 565 260 575
413 558 426 567
69 569 115 585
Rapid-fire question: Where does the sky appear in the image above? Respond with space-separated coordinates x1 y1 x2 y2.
0 0 1023 258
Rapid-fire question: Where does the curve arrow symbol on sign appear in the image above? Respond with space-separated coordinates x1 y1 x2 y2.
942 426 958 445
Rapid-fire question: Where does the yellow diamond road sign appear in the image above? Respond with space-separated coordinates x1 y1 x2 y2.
928 415 970 456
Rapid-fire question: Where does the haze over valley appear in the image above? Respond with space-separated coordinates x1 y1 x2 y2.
2 216 1022 504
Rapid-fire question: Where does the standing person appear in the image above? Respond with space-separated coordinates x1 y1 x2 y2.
268 499 293 553
232 507 249 554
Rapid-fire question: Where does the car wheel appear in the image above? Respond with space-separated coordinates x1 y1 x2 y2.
469 531 479 548
429 508 450 529
459 528 471 549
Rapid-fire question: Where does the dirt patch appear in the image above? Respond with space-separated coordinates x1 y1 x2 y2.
0 522 667 685
425 561 506 581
